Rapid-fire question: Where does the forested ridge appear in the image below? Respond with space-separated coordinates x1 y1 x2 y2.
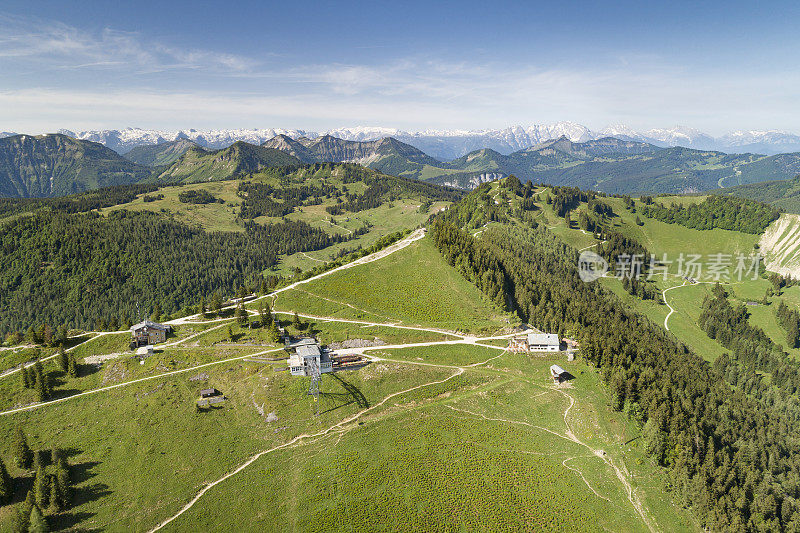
0 210 351 335
641 195 780 234
431 184 800 531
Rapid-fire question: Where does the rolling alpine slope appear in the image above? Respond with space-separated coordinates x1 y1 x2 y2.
152 142 302 184
0 134 151 198
0 221 697 533
123 139 200 167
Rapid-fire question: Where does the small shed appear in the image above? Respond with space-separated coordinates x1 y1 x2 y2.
200 388 219 398
550 364 567 383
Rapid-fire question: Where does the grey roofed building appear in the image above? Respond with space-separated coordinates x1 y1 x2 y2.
288 338 333 377
130 320 171 332
296 344 322 358
550 364 568 382
130 320 173 348
527 333 560 346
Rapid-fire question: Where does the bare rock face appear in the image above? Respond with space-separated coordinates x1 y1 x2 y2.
760 214 800 279
328 338 386 350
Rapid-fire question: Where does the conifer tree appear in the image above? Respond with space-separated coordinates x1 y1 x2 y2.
57 348 68 373
67 353 78 378
41 325 53 347
269 321 282 343
12 427 33 469
292 312 301 329
47 476 60 514
55 325 68 347
33 467 49 509
21 367 30 389
34 373 47 402
28 504 48 533
0 457 12 504
13 498 32 533
54 456 70 509
199 295 206 318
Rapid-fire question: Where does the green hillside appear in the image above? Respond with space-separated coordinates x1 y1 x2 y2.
154 142 302 183
123 139 199 167
0 232 695 532
0 134 152 198
263 134 443 180
723 175 800 213
430 179 800 530
431 141 800 194
0 163 461 335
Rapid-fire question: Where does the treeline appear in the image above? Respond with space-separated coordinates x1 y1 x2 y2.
432 192 800 530
0 183 160 218
641 195 780 234
699 286 800 396
238 181 337 218
0 210 353 335
177 189 222 204
327 181 390 214
777 301 800 348
546 186 593 217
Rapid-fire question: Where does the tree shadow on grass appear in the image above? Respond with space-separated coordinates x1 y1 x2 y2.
50 459 109 532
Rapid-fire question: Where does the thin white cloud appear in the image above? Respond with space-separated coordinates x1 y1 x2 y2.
0 14 257 74
1 15 799 134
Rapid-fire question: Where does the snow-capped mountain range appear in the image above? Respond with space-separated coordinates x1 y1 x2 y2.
2 123 799 159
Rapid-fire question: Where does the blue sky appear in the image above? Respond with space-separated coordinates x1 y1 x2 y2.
1 0 798 134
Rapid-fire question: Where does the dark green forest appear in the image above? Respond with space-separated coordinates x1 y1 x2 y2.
0 210 351 335
431 185 800 531
641 195 780 234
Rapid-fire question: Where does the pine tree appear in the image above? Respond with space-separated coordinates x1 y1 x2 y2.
57 348 68 373
292 312 301 329
21 367 30 389
0 457 12 504
259 302 273 328
67 353 78 378
269 321 282 344
54 456 70 509
55 325 68 347
25 327 38 345
198 295 206 318
12 499 32 533
34 372 47 402
12 427 33 469
235 304 247 327
28 505 48 533
227 325 233 340
47 476 60 514
150 303 162 322
33 467 49 509
33 359 43 384
41 325 53 347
